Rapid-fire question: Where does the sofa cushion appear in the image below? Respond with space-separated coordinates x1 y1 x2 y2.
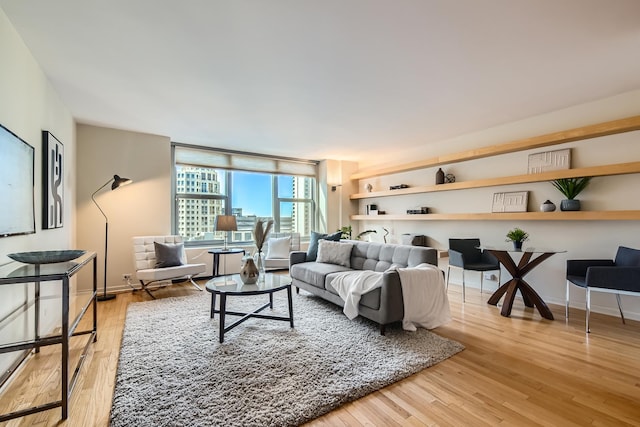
306 231 341 261
154 242 184 268
290 261 351 290
325 271 382 310
316 240 354 267
266 236 291 259
349 240 435 271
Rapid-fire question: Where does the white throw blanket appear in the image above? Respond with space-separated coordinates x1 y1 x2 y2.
328 263 451 331
328 270 384 319
393 263 451 331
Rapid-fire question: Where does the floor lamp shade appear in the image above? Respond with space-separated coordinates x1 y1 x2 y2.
214 215 237 250
91 174 132 302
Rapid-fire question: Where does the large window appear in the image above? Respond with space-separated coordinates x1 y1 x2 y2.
173 144 317 246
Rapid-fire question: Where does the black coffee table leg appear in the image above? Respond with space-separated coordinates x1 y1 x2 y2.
219 293 227 343
210 293 217 318
287 285 294 328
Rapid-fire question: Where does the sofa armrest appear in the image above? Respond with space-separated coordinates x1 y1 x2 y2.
566 259 613 277
289 251 307 266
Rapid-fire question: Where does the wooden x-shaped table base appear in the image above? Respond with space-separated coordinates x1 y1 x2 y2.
485 249 555 320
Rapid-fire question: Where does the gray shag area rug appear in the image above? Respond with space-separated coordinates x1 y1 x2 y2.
110 288 464 427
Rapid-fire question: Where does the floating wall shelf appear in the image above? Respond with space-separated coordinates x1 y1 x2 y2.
351 211 640 221
351 161 640 200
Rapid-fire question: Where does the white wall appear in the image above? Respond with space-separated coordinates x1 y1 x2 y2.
0 10 75 375
353 92 640 321
76 125 172 292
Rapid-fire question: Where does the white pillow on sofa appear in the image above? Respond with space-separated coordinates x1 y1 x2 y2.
316 240 354 268
266 236 291 259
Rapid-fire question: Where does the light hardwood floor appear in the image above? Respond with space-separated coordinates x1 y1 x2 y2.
0 280 639 426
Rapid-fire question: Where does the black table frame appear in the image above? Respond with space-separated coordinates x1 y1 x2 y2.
206 277 294 343
0 252 97 422
208 248 246 277
484 248 556 320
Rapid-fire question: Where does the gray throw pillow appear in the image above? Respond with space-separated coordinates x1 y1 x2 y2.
306 231 342 261
154 242 184 268
316 240 354 267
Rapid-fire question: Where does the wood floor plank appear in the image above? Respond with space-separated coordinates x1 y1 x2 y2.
0 281 639 426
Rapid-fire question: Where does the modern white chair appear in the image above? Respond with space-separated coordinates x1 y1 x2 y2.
132 235 206 298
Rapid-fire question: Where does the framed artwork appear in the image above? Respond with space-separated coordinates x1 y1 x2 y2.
492 191 528 212
42 130 63 229
528 148 571 173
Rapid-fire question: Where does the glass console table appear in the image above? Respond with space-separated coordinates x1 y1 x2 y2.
479 246 566 320
0 251 97 422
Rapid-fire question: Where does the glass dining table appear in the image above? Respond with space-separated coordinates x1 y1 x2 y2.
479 245 566 320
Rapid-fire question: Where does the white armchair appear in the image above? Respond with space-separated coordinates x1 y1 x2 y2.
132 235 206 298
263 232 300 270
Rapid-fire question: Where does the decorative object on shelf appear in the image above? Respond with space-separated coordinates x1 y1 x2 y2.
445 173 456 183
92 174 132 301
382 227 389 243
239 256 259 284
252 218 273 278
366 183 373 192
540 200 556 212
435 168 445 185
407 207 430 214
8 249 85 264
528 148 571 174
492 191 528 213
42 131 64 229
356 229 376 240
551 177 592 211
505 227 529 251
389 184 409 190
366 204 378 215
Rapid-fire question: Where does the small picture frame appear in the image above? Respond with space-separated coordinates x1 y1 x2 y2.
492 191 528 212
42 131 64 229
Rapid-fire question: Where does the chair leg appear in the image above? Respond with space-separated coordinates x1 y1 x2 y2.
615 294 626 324
189 276 203 291
586 287 591 333
462 270 466 303
480 272 483 295
445 266 451 290
565 280 570 319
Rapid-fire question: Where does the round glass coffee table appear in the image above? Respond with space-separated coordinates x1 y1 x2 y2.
205 273 294 343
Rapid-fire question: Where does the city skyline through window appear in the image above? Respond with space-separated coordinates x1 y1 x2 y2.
174 165 315 246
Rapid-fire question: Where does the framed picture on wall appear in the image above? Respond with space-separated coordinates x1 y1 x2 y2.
42 130 64 229
491 191 528 212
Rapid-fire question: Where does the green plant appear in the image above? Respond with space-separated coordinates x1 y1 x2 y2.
505 227 529 243
551 177 592 200
338 225 352 239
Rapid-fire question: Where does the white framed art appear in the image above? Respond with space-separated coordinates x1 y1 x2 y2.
492 191 528 212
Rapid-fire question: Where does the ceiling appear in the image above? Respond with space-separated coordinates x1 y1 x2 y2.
2 0 640 166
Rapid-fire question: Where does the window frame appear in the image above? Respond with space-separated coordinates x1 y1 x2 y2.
172 144 318 247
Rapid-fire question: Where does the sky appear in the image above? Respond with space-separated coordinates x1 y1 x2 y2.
231 172 293 217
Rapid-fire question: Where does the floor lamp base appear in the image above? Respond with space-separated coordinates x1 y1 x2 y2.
97 293 117 302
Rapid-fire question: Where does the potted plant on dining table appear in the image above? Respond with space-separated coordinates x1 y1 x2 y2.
505 227 529 251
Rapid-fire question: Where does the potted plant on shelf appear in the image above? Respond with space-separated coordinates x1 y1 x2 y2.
506 227 529 251
551 177 592 211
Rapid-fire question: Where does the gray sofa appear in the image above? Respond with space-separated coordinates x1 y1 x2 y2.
289 240 438 334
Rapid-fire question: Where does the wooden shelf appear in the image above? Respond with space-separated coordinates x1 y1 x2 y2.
350 115 640 180
351 161 640 200
351 211 640 221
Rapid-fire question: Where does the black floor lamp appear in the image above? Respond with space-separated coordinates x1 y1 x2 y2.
91 174 132 302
